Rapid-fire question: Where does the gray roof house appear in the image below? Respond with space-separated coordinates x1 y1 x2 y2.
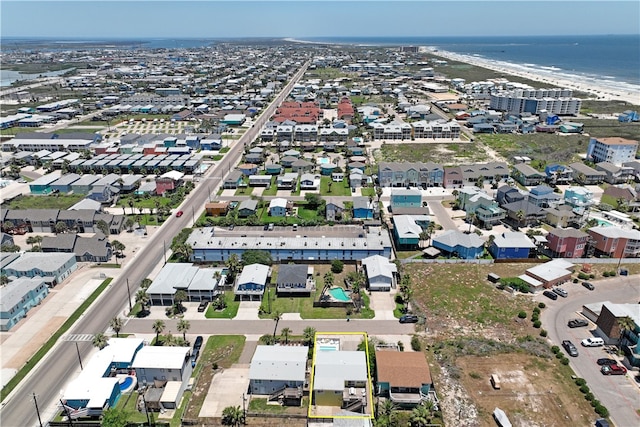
146 263 221 305
238 199 259 217
1 252 77 286
249 345 308 397
276 264 314 295
361 255 396 292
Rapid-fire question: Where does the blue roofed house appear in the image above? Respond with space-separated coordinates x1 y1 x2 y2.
433 230 484 259
489 232 536 259
390 189 422 210
235 264 270 301
545 164 573 185
352 196 374 219
0 277 49 331
528 185 561 208
392 215 423 250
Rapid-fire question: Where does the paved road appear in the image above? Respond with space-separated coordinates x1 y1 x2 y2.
0 60 310 427
540 275 640 427
123 318 416 336
427 200 457 230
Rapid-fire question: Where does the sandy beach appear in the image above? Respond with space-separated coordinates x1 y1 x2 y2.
426 48 640 106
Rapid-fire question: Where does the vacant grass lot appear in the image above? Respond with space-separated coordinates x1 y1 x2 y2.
205 291 240 319
377 142 491 164
320 176 351 196
477 133 590 164
2 194 85 210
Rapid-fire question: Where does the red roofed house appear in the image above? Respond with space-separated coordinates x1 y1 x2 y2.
273 101 321 124
337 97 354 122
375 350 432 407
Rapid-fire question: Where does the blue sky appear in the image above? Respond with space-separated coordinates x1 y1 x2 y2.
1 1 638 38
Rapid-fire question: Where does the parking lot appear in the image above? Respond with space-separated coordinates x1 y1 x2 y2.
539 275 640 427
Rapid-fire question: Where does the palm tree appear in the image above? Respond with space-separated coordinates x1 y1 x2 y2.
55 221 68 234
225 254 241 283
177 319 191 341
618 316 635 342
476 176 484 189
221 405 243 426
410 403 433 427
110 317 123 338
376 186 383 204
377 399 397 421
272 310 282 338
173 290 188 313
124 217 135 232
426 222 436 246
152 320 165 345
92 333 109 350
128 199 135 215
111 240 126 264
280 327 292 344
135 289 150 313
96 219 110 236
174 243 193 262
467 212 476 233
303 326 316 346
515 209 526 228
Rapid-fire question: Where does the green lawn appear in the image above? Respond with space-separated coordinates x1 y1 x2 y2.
259 283 374 320
378 142 489 164
320 176 351 196
2 194 85 210
119 195 178 210
205 291 240 318
360 187 375 197
296 205 320 221
261 183 278 196
234 186 254 196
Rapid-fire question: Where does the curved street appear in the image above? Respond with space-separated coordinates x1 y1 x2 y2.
0 61 310 427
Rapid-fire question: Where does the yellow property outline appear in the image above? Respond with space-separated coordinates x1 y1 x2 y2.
307 331 375 420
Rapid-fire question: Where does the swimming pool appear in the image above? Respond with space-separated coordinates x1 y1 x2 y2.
319 345 337 351
328 287 351 302
118 376 137 393
318 157 330 164
596 219 613 227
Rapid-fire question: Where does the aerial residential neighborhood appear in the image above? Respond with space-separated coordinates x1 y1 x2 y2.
0 30 638 427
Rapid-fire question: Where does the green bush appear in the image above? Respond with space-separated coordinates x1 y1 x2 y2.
531 314 539 322
518 311 527 319
575 378 586 386
551 345 560 354
411 335 422 351
578 272 590 280
589 273 595 279
538 302 546 309
533 307 541 314
609 270 617 276
561 357 570 365
595 405 609 418
584 392 594 401
555 352 564 359
591 399 599 408
533 320 542 328
579 384 590 394
603 271 610 277
572 278 579 283
331 259 344 273
539 329 547 337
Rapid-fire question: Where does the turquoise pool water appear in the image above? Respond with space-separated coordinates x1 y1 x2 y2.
318 157 330 164
319 345 337 351
596 219 613 227
328 287 351 302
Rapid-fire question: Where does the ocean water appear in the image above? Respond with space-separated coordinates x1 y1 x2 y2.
303 35 640 88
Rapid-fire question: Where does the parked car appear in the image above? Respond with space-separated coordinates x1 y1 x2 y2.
597 358 618 366
543 290 558 300
582 281 595 291
176 210 184 217
601 364 627 375
562 340 579 357
553 287 568 298
268 223 274 231
399 314 419 323
568 318 589 328
197 300 209 312
263 224 269 230
581 337 605 347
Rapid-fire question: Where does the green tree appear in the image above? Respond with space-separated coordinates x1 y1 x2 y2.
55 221 68 234
225 254 242 282
410 404 432 427
467 212 476 233
110 317 123 338
152 320 165 345
92 333 109 350
174 243 193 262
515 209 526 227
177 318 191 341
272 310 282 338
331 259 344 273
0 275 9 285
376 186 384 203
304 192 323 210
124 217 135 231
111 240 126 258
96 219 110 236
101 408 129 427
303 326 316 346
135 289 150 313
173 290 188 313
618 316 635 342
280 327 292 345
221 405 243 426
241 250 273 266
377 399 397 424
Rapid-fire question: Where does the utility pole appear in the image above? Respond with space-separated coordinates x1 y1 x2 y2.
126 278 133 313
75 342 83 370
33 393 43 427
242 393 247 425
163 240 167 265
60 399 73 427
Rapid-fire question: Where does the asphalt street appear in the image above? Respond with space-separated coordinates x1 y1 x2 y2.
540 275 640 427
0 61 309 427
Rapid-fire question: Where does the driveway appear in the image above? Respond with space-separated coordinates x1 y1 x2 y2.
370 289 397 320
199 366 250 418
539 274 640 427
427 200 457 230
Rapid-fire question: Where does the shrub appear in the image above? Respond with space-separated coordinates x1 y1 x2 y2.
538 302 546 309
579 384 590 394
589 273 595 279
603 271 610 277
397 341 404 351
591 399 599 408
394 294 404 304
584 392 594 401
595 405 609 418
573 278 579 283
575 378 586 386
533 320 542 328
609 270 617 276
533 307 541 314
578 272 590 280
551 345 560 354
518 311 527 319
331 259 344 273
531 314 539 322
555 352 564 359
539 329 548 337
411 335 422 351
561 357 569 365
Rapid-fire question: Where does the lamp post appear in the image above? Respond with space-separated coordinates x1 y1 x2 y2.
242 393 247 425
75 342 83 370
126 278 132 313
33 393 43 427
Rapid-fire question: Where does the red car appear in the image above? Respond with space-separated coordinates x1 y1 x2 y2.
601 364 627 375
176 210 183 217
